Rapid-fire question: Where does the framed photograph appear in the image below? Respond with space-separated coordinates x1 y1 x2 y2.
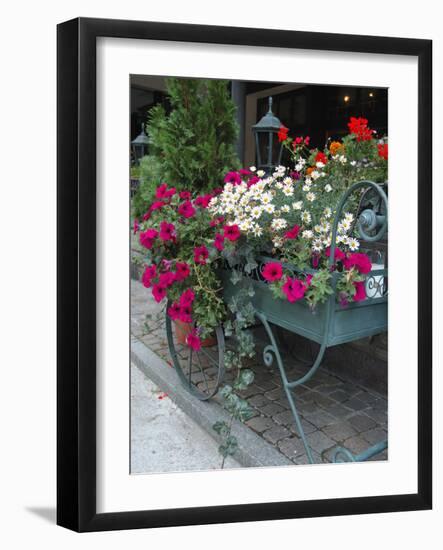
57 17 432 532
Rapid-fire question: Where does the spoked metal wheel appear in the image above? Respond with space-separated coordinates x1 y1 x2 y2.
165 306 225 400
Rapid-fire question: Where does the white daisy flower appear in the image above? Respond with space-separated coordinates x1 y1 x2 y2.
261 192 273 205
301 210 312 224
249 166 256 172
271 218 288 230
281 205 290 213
320 221 330 233
292 201 303 210
344 212 354 223
264 204 275 214
336 234 346 244
314 224 322 233
316 161 325 169
350 160 357 167
282 185 294 197
312 239 323 252
302 230 314 239
283 177 293 185
323 207 332 218
306 192 316 202
257 169 265 177
311 171 321 181
348 237 360 251
325 184 333 193
250 206 262 219
302 183 312 192
275 181 284 189
340 219 352 232
251 224 263 237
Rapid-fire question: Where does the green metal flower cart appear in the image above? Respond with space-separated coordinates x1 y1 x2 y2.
166 180 388 464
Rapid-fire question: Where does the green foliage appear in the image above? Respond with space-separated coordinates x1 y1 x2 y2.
133 78 240 218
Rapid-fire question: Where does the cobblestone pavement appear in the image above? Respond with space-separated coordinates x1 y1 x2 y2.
131 279 388 465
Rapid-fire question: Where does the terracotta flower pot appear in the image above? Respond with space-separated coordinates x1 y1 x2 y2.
174 320 216 347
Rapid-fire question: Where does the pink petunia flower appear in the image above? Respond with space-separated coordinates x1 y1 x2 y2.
282 277 306 303
194 245 209 265
158 271 176 288
194 194 213 208
325 247 346 262
174 262 190 281
142 264 157 288
142 211 151 221
262 262 283 282
179 289 195 307
152 284 167 303
159 221 176 242
210 216 224 228
343 253 372 274
223 224 241 242
150 200 166 212
247 176 260 187
239 168 252 176
156 183 176 199
178 200 196 219
179 190 191 200
167 302 181 320
353 280 367 302
214 233 225 251
178 304 192 323
139 228 158 249
186 330 201 351
284 224 300 240
224 171 242 185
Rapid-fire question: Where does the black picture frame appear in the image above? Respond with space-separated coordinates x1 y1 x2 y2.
57 17 432 532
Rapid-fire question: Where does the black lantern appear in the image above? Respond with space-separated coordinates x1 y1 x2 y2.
131 123 150 165
252 97 284 174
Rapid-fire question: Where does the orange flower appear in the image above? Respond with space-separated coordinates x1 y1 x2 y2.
306 166 315 175
329 141 343 155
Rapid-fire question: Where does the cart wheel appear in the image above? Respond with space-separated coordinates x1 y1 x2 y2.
165 309 225 400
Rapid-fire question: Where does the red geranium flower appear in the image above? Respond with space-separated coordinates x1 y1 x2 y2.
159 221 176 242
223 224 241 242
262 262 283 282
179 190 191 200
194 245 209 265
278 125 289 142
315 151 328 165
139 228 158 249
214 233 225 251
282 276 306 303
284 224 300 240
377 143 388 160
348 117 373 141
178 200 196 219
174 262 190 281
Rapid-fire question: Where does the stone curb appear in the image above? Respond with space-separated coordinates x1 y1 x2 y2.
131 336 292 468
